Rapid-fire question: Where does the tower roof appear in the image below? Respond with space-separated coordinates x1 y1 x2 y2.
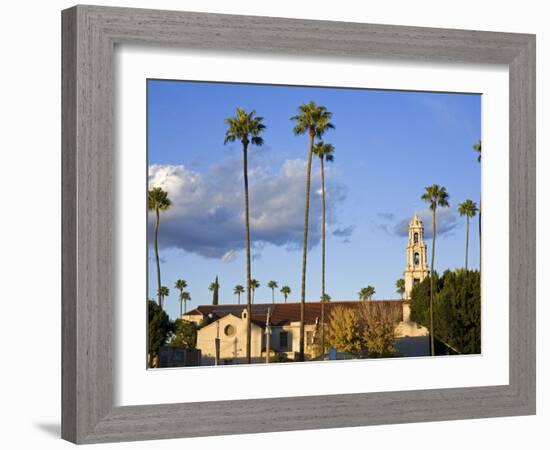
409 213 423 227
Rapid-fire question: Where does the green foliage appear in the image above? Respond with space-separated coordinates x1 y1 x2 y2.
147 187 171 212
326 306 363 356
224 108 266 147
395 278 405 297
410 270 481 354
148 300 171 366
458 199 478 218
358 285 375 300
209 276 220 305
269 352 291 363
169 319 197 349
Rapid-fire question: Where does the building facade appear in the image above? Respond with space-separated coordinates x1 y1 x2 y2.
404 214 430 299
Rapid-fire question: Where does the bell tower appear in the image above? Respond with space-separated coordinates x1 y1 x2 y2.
404 214 429 299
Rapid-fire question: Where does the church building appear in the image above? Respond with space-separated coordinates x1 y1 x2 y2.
404 214 430 299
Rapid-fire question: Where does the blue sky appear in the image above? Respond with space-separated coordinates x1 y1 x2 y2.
147 79 481 320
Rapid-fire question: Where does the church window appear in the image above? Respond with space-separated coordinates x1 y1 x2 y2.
279 331 288 349
414 252 420 265
224 324 236 337
414 232 419 243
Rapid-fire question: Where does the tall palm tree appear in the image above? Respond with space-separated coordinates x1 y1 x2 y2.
395 278 405 299
174 279 188 317
319 292 331 358
209 276 220 305
421 184 450 356
280 285 291 303
224 108 266 364
233 285 245 305
473 140 482 271
180 291 191 314
291 101 334 362
267 280 278 303
148 187 171 308
313 140 335 360
250 279 260 304
157 286 170 306
458 200 478 270
358 286 375 301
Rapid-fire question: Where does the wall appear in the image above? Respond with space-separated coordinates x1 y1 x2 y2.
0 1 546 449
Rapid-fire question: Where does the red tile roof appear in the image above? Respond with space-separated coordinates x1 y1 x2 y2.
184 300 404 326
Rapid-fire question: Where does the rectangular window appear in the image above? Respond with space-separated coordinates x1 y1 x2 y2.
279 331 288 349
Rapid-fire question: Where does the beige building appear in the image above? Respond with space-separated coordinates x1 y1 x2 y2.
404 214 430 299
181 213 430 365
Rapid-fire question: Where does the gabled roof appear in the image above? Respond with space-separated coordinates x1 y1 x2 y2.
183 300 404 326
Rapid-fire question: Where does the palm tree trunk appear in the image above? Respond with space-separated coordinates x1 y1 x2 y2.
430 207 436 357
180 299 182 318
238 293 241 305
299 131 315 362
184 300 187 314
320 157 326 360
465 216 470 270
243 140 252 364
272 289 274 303
154 208 162 308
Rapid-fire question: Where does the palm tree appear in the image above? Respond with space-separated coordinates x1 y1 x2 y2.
157 286 170 306
180 291 191 314
291 101 334 362
395 278 405 299
473 140 481 162
280 285 291 303
233 285 245 305
313 140 335 359
267 280 278 303
473 140 482 271
209 276 220 305
421 184 450 356
358 286 375 301
250 279 260 304
320 292 331 358
224 108 265 364
458 200 478 270
174 279 188 317
148 187 171 308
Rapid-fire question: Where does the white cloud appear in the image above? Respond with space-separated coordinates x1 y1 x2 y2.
148 158 347 259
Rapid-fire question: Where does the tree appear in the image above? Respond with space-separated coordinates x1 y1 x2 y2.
358 286 375 301
180 291 191 315
169 318 197 349
291 101 334 362
250 279 260 304
325 306 363 357
148 187 171 308
233 284 245 304
421 184 450 356
157 286 170 306
473 140 482 270
319 292 331 359
473 139 481 163
147 300 171 368
280 285 291 303
267 280 278 303
174 279 188 317
458 200 478 270
313 141 335 362
395 278 405 299
359 301 401 358
224 108 266 364
410 269 480 354
209 276 220 305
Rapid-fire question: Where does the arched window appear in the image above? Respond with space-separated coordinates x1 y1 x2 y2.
413 232 419 244
414 252 420 265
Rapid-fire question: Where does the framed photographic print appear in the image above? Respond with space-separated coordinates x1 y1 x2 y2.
62 5 536 444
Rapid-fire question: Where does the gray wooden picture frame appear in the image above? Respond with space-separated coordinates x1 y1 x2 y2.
61 5 536 444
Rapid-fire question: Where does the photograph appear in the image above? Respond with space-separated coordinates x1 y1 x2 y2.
146 80 481 368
